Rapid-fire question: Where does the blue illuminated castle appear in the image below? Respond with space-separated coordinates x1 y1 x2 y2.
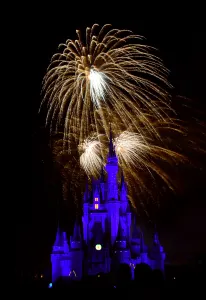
51 134 165 282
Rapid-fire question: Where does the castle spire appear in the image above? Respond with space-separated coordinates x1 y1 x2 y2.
106 124 118 203
54 225 63 247
109 123 115 157
93 182 100 209
70 220 82 249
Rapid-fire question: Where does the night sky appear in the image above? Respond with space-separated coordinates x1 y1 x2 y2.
18 7 206 277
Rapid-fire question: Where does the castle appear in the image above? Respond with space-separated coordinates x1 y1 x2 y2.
51 134 165 282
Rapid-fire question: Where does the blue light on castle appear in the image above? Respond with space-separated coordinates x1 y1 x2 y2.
51 133 165 282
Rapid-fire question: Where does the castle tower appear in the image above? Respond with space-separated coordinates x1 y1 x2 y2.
100 168 106 202
150 227 165 271
105 127 118 201
70 220 82 249
69 220 83 279
105 127 120 245
51 226 71 282
93 182 100 210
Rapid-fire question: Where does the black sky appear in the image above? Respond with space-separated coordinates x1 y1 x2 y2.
18 6 206 276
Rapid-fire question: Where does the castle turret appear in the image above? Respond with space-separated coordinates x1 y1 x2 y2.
93 182 100 210
105 127 118 201
69 220 83 279
51 226 71 282
70 220 82 249
53 226 64 251
150 227 165 271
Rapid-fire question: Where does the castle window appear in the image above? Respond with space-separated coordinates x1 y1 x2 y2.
95 197 98 202
95 204 99 210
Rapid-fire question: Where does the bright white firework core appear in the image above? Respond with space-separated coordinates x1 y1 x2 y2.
89 69 109 107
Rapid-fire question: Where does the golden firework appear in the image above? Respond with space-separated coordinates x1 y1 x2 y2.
40 24 172 145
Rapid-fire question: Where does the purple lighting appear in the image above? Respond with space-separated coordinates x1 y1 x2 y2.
51 135 165 282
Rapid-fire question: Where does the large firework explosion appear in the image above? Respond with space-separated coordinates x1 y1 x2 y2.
40 24 205 214
40 24 172 146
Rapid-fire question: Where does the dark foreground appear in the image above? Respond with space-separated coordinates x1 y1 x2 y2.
17 263 205 290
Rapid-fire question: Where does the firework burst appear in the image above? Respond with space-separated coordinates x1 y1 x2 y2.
79 134 105 178
51 104 205 213
40 24 172 145
40 24 206 215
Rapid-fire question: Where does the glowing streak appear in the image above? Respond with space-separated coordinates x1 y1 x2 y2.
115 131 150 168
79 135 103 177
89 69 110 107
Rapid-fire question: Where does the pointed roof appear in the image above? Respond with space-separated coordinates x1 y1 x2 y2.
94 183 100 195
120 172 127 195
54 225 64 247
116 220 127 241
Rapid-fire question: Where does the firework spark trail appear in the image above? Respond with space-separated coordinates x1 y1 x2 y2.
79 134 105 177
52 101 206 210
40 24 206 213
40 24 172 145
78 126 187 186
